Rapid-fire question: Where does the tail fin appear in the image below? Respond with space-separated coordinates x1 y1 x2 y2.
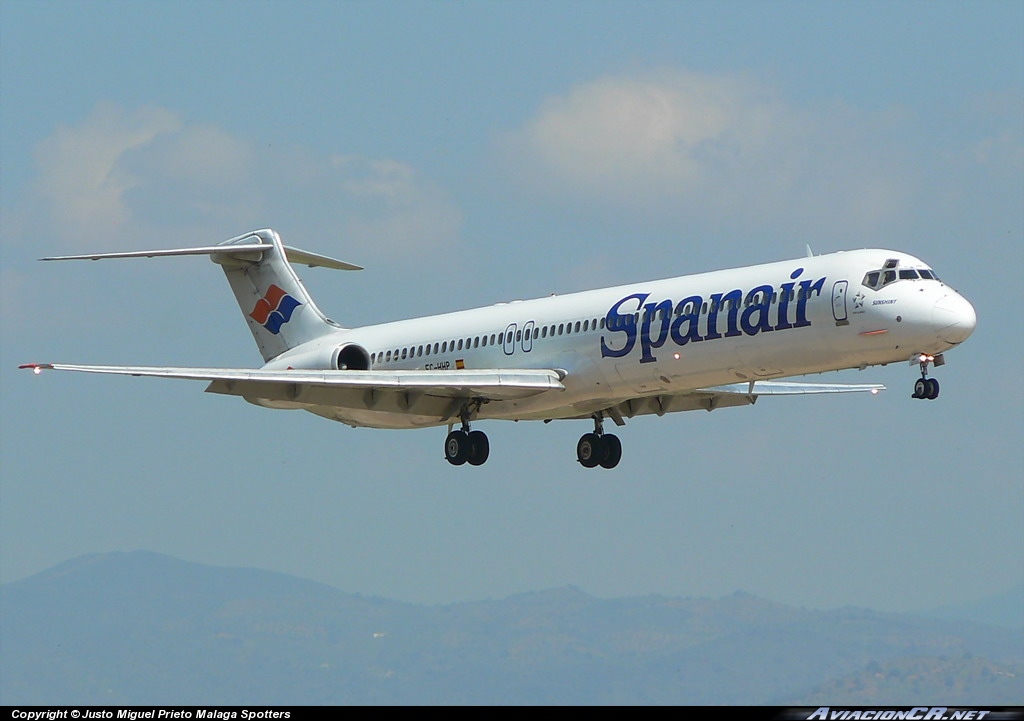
214 229 362 361
40 228 362 362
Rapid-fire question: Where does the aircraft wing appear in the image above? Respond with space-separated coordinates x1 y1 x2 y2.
18 363 565 401
586 379 886 425
696 380 885 396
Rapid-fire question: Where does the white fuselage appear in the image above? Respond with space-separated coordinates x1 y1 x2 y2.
259 248 975 429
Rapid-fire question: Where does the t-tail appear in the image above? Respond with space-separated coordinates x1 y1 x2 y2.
39 228 362 362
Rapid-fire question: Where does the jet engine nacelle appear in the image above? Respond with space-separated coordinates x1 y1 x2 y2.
262 342 370 371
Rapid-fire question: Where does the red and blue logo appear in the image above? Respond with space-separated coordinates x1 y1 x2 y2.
250 284 302 334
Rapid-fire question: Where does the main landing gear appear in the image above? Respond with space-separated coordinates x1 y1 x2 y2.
444 405 624 469
444 401 490 466
912 354 940 400
576 413 622 470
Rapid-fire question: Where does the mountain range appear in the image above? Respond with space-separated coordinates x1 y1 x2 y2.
2 551 1020 705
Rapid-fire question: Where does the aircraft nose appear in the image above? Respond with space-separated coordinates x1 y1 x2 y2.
933 293 976 345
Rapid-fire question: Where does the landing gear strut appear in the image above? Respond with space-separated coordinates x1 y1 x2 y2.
911 354 940 400
444 401 490 466
576 412 622 469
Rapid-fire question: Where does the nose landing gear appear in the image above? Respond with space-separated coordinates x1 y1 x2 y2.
912 354 941 400
576 412 622 469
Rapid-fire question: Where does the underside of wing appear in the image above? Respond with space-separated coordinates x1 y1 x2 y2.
20 363 565 423
696 380 886 396
560 379 886 426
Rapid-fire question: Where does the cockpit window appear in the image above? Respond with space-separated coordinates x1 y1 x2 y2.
862 262 940 290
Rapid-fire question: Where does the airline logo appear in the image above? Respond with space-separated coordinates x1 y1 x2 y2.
602 268 827 364
250 284 302 334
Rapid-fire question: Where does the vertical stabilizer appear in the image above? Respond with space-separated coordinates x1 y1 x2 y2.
214 229 343 362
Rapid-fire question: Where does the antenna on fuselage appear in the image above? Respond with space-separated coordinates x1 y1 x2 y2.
805 244 814 257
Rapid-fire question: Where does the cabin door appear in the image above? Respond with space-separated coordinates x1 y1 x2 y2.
832 280 849 325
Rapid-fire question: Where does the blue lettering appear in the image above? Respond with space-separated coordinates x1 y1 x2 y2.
639 299 673 363
603 274 826 361
601 293 648 359
670 295 704 346
795 276 825 328
775 267 803 331
710 289 742 338
740 284 775 335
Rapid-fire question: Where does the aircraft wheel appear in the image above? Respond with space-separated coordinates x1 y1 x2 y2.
926 377 939 400
445 430 470 466
467 430 490 466
913 378 928 399
599 434 622 469
577 433 603 468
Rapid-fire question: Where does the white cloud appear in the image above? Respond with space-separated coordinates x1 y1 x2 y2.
500 70 915 242
513 72 755 196
33 103 180 242
20 103 462 259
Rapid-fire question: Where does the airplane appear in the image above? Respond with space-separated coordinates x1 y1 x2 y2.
20 228 976 469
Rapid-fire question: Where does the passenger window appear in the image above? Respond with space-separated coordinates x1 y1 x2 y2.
583 319 589 331
574 321 581 333
558 324 564 335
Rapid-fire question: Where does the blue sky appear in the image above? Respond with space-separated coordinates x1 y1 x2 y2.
2 0 1021 614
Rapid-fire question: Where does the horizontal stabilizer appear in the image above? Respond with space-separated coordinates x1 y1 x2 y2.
40 244 362 271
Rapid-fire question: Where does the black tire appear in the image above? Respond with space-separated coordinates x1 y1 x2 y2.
926 377 940 400
913 378 928 399
599 434 622 469
577 433 603 468
467 430 490 466
445 430 469 466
